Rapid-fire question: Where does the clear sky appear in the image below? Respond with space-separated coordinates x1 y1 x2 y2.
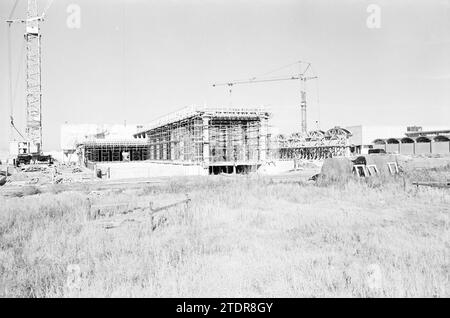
1 0 449 151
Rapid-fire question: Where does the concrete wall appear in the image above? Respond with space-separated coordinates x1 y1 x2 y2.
415 142 431 154
97 161 207 180
373 144 386 151
346 125 363 146
400 143 414 155
365 154 399 177
432 141 450 154
386 143 400 153
345 125 408 146
373 141 450 155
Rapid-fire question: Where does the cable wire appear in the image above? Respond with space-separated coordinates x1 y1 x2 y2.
309 64 321 129
41 0 54 18
7 0 26 141
12 40 26 106
7 24 15 140
8 0 19 19
249 60 302 81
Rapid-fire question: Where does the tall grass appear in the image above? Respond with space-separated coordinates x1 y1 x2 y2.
0 174 449 297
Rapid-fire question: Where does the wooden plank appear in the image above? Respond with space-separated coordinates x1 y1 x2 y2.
88 194 191 220
412 181 450 188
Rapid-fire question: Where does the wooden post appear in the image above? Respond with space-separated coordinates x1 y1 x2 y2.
149 201 155 231
185 193 190 211
202 117 210 165
86 198 92 221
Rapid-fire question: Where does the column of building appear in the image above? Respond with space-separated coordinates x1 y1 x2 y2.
202 116 210 166
258 117 269 161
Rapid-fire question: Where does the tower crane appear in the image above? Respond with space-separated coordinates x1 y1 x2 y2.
212 61 317 134
6 0 54 164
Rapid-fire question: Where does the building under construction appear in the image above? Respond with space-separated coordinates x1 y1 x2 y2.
77 139 149 166
276 127 353 160
74 108 356 173
133 107 271 174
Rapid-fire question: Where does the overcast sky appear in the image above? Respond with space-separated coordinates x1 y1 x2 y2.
1 0 449 151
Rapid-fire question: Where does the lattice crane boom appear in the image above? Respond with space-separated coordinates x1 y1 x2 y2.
212 61 317 134
6 0 53 155
25 0 42 154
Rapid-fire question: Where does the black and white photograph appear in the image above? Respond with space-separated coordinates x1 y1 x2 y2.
0 0 449 301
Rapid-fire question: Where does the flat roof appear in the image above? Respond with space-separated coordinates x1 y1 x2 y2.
77 139 148 147
405 129 450 137
134 106 270 137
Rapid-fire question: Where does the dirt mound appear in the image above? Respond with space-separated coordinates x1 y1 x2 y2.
364 154 398 176
320 154 400 180
320 157 353 180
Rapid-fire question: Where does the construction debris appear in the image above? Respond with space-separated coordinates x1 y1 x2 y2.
87 194 191 230
23 165 48 173
29 178 39 184
88 194 190 220
72 167 83 173
0 171 11 177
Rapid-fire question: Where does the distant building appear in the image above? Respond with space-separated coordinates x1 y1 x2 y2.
345 125 407 154
60 123 144 162
61 124 143 150
373 127 450 155
346 125 450 155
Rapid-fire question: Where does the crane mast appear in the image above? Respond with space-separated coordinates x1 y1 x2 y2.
25 0 43 154
301 80 307 134
7 0 47 157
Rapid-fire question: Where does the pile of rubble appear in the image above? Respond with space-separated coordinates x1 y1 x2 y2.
0 162 94 188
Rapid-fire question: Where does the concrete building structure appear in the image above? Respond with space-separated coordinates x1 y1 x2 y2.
276 127 353 160
61 123 144 162
67 114 450 179
61 123 144 152
276 125 450 158
76 139 149 167
72 107 271 175
345 125 407 154
373 127 450 155
133 107 271 174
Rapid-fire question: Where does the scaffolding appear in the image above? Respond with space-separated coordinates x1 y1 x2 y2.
146 117 204 162
276 127 352 160
209 119 261 163
134 107 271 166
77 139 149 165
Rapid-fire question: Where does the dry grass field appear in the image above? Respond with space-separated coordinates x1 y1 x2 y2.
0 168 449 297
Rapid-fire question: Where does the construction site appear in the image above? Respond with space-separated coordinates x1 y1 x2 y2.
0 0 449 299
1 0 449 188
